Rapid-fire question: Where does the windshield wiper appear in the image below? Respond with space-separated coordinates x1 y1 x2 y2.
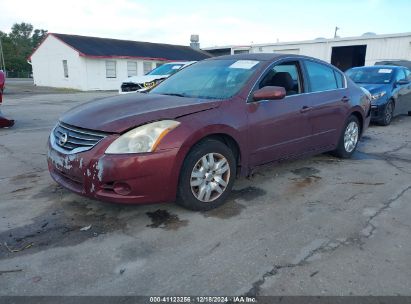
161 93 186 97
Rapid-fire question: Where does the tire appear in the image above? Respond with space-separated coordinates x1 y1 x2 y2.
176 138 236 211
379 100 394 126
408 111 411 116
332 115 360 159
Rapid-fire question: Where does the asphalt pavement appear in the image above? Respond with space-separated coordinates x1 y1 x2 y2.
0 79 410 296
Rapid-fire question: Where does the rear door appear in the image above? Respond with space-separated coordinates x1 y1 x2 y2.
301 60 349 150
394 68 411 115
247 60 313 166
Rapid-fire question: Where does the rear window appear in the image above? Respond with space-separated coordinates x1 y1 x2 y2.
305 60 339 92
334 71 344 88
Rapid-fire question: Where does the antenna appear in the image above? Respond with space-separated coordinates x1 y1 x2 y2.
334 26 340 38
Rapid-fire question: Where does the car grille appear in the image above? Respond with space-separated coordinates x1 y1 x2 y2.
53 122 108 153
121 82 142 92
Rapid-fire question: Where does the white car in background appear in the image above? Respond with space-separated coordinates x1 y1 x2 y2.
119 61 196 94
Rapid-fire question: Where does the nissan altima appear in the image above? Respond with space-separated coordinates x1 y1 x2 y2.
48 54 371 210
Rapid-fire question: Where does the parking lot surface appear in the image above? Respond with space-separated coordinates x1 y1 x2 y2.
0 79 410 296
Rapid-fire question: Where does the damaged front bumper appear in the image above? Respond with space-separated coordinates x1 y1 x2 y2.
47 132 180 205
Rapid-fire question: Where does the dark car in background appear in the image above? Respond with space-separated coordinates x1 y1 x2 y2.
48 54 370 211
375 60 411 70
346 65 411 125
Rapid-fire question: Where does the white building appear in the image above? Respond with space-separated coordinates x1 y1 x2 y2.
30 33 210 91
203 32 411 71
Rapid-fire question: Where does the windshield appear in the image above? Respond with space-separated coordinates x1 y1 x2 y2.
148 63 186 76
150 59 260 99
346 68 394 84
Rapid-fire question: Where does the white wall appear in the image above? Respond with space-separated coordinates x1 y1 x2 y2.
31 35 165 90
84 58 161 90
31 35 87 90
361 36 411 65
250 35 411 66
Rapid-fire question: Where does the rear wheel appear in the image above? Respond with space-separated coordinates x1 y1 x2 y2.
177 139 236 211
379 100 394 126
333 115 360 159
408 111 411 116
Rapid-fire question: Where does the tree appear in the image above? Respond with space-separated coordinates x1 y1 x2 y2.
32 29 48 48
9 22 33 41
0 22 48 75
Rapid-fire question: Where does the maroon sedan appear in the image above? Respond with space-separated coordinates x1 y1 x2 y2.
47 54 371 210
0 70 15 128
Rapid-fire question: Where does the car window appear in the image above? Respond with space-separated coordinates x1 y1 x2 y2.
148 64 185 76
305 60 339 92
405 69 411 81
334 71 344 88
394 69 406 82
259 61 302 96
346 67 394 84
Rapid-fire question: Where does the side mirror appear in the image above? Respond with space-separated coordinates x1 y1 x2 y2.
253 86 286 101
396 79 410 86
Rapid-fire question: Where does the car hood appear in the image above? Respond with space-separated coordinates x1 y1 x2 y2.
122 75 168 84
359 83 391 94
60 93 221 133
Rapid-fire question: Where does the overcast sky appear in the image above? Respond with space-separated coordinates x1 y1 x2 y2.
0 0 410 47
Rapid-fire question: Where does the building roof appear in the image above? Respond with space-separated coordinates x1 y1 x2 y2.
203 32 411 50
31 33 211 61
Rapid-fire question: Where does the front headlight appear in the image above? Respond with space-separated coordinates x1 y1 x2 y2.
105 120 180 154
371 91 386 100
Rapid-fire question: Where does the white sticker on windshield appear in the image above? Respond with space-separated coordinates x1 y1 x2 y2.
378 68 392 74
229 60 259 69
171 65 182 69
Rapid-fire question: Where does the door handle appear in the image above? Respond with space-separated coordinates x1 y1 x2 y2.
341 96 350 103
300 106 312 113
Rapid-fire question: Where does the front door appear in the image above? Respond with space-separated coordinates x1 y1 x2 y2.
247 60 313 166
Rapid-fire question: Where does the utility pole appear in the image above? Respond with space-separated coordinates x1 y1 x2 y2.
0 37 5 71
334 26 340 38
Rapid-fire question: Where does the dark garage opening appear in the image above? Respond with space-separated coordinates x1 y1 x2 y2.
331 45 367 71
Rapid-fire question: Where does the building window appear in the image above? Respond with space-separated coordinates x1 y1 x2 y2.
143 62 153 75
62 60 68 78
105 60 117 78
127 61 137 77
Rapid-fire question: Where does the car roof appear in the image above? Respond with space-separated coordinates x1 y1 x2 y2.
207 53 303 61
164 61 196 65
349 65 401 70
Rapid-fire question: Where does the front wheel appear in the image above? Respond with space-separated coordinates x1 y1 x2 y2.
379 100 394 126
332 115 360 159
177 139 236 211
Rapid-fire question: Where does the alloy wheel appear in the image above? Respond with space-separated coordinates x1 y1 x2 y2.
385 102 393 124
344 121 359 153
190 153 230 202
